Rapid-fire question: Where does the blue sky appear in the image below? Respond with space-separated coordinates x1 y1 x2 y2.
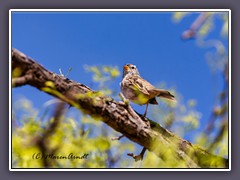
11 11 228 144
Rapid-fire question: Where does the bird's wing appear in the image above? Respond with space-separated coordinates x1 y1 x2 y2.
128 75 156 96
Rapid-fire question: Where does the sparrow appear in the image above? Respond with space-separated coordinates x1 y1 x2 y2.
120 64 176 117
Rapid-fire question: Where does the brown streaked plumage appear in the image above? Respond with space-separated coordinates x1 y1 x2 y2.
120 64 176 117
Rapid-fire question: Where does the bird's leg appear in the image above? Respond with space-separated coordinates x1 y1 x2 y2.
127 147 147 162
119 92 129 106
142 103 149 117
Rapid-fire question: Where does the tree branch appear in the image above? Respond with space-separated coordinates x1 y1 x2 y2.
182 12 210 39
12 74 32 87
11 48 228 168
34 101 66 167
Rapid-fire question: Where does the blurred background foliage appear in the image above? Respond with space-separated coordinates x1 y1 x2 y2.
12 12 229 168
172 12 229 159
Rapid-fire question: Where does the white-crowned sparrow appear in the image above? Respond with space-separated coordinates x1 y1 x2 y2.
120 64 176 117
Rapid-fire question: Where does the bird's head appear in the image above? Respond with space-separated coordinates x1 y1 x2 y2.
122 64 140 78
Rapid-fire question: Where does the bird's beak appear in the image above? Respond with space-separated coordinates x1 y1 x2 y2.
124 65 130 71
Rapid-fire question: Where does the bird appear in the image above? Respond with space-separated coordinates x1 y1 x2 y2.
120 64 176 117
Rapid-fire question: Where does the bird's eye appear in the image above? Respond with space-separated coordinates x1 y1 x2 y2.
131 66 135 69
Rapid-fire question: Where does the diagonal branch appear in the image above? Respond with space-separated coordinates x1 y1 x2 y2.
11 48 229 168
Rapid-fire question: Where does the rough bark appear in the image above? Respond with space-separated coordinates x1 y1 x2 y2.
11 48 229 168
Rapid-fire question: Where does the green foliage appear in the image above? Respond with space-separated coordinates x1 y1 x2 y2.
172 12 229 161
172 12 228 38
150 83 201 136
12 62 227 168
173 12 229 74
84 65 120 97
12 99 135 168
12 13 229 168
172 12 189 22
84 65 120 91
12 66 135 168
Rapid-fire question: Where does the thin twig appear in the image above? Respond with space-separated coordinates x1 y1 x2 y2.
127 147 147 162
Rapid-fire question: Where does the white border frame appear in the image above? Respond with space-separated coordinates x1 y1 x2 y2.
9 9 231 171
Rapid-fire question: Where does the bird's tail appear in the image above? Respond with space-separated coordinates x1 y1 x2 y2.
156 89 176 102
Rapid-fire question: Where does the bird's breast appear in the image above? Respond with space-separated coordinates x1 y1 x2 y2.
120 82 149 105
